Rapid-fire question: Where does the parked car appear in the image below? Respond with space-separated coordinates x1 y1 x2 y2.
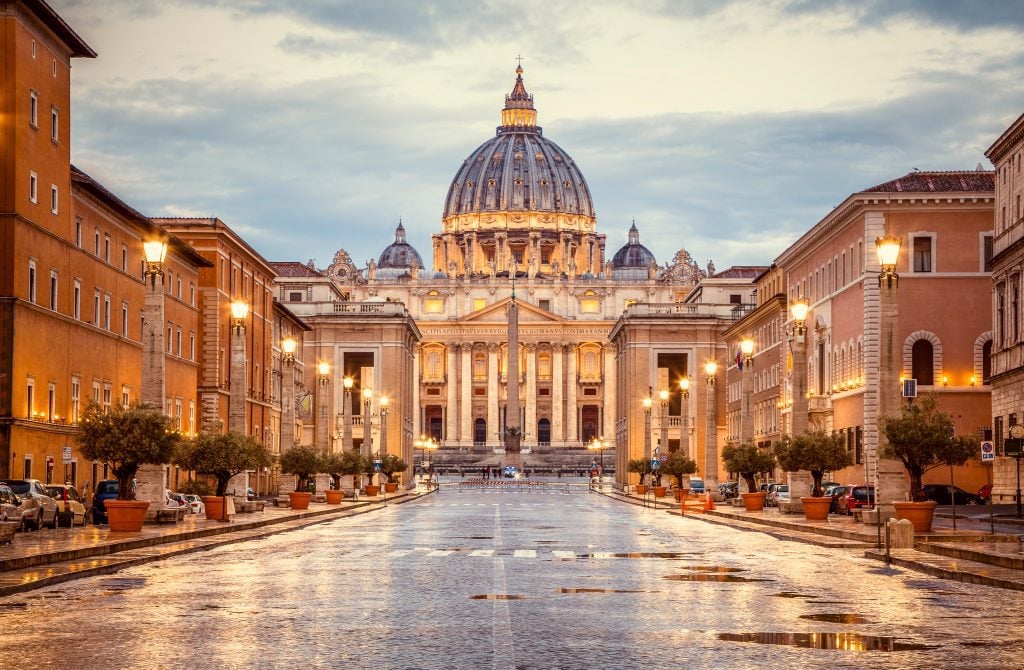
837 485 875 515
46 484 87 526
820 481 841 495
91 479 120 525
718 481 739 498
828 485 850 513
165 490 188 508
922 484 984 506
764 483 783 506
182 494 205 515
689 477 705 495
0 484 23 525
502 465 518 479
768 484 790 507
0 479 59 530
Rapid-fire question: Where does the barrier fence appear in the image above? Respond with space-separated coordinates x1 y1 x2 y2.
437 479 592 494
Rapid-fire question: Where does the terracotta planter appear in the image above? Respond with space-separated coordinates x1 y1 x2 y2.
800 496 832 521
385 482 398 493
201 496 225 521
289 491 312 510
325 490 344 504
105 500 150 532
635 485 648 495
674 488 690 502
893 500 937 533
653 486 667 498
741 492 766 511
365 485 380 496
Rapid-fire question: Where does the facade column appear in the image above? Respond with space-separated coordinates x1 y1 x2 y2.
552 343 564 445
461 344 473 445
136 266 167 509
566 345 578 444
680 390 690 459
705 368 719 490
602 347 616 440
446 346 458 444
412 346 420 439
226 308 249 496
740 355 754 444
525 344 537 448
487 344 499 448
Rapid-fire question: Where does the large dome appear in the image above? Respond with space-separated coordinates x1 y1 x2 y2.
442 67 594 220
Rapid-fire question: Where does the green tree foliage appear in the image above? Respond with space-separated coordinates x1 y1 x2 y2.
627 458 651 477
380 454 408 483
882 394 976 501
661 451 698 488
773 431 853 496
77 402 181 500
322 450 363 489
175 429 271 496
178 479 213 497
278 444 325 492
721 442 776 493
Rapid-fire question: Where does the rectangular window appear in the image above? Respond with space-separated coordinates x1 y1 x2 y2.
189 332 195 361
48 383 55 421
103 236 110 262
75 218 82 247
177 277 182 298
121 244 128 272
94 229 100 256
26 379 34 418
71 376 80 424
121 302 129 337
190 284 195 306
92 380 100 403
473 298 487 312
1012 275 1020 344
73 280 81 319
983 233 994 271
50 185 58 214
176 329 182 356
29 91 38 127
28 260 37 303
174 399 182 429
167 324 172 353
29 172 38 203
122 385 130 408
103 295 111 330
912 235 933 272
102 384 112 412
50 107 58 142
539 299 551 311
93 291 100 326
49 270 58 311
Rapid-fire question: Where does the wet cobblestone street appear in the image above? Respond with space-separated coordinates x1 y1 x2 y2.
2 488 1023 669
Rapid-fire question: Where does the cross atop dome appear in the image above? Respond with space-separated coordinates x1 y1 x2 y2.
501 62 538 131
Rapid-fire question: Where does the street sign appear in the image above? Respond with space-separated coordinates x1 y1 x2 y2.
1005 438 1024 457
981 440 995 462
659 453 669 463
61 446 72 464
649 459 660 470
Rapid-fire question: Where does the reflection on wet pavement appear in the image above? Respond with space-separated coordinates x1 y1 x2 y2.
799 613 869 624
718 631 935 652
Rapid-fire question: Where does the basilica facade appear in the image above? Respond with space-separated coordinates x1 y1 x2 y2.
274 67 736 475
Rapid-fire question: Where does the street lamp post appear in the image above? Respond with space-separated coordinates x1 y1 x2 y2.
642 390 653 490
875 234 905 529
587 436 610 486
342 376 354 450
362 387 373 459
414 434 438 488
227 299 249 497
740 337 755 445
789 298 810 437
137 238 169 508
704 360 719 491
379 395 389 455
679 378 690 459
279 335 297 495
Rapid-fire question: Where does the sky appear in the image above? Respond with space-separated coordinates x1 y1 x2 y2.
58 0 1024 272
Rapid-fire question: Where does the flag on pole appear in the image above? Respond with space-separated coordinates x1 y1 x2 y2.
735 348 743 371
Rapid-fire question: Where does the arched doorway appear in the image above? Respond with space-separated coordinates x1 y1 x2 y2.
581 405 599 443
537 418 551 445
474 418 487 445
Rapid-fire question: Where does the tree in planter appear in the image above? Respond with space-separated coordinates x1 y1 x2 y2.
175 428 271 497
882 394 976 502
77 402 181 501
661 451 698 489
323 450 363 491
627 458 651 486
278 444 325 493
380 454 409 484
178 479 213 497
773 431 853 497
721 442 776 493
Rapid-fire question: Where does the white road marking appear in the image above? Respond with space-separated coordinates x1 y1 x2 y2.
470 549 495 557
552 551 576 559
513 549 536 558
492 508 516 670
426 549 453 557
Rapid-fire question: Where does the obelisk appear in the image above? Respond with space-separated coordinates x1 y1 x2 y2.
505 267 522 464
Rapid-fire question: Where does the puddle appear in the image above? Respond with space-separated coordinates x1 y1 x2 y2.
664 574 773 583
558 588 646 594
98 577 147 591
585 552 689 559
456 536 493 540
200 604 225 610
680 565 746 573
800 613 869 624
772 592 819 599
470 594 526 600
534 540 560 544
0 603 28 609
718 632 935 651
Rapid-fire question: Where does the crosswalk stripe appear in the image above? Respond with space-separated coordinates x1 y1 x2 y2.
552 551 576 559
513 549 536 558
426 550 454 557
592 552 614 559
388 549 414 557
469 549 494 557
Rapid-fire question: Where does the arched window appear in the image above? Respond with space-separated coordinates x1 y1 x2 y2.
912 339 934 385
537 418 551 445
538 352 551 380
983 340 993 383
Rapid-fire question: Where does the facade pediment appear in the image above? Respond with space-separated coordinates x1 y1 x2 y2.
462 297 563 324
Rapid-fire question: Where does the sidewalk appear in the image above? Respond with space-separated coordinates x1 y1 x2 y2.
0 490 426 596
601 488 1024 592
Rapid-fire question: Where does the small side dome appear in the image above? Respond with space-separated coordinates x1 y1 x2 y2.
377 221 424 278
611 222 656 278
